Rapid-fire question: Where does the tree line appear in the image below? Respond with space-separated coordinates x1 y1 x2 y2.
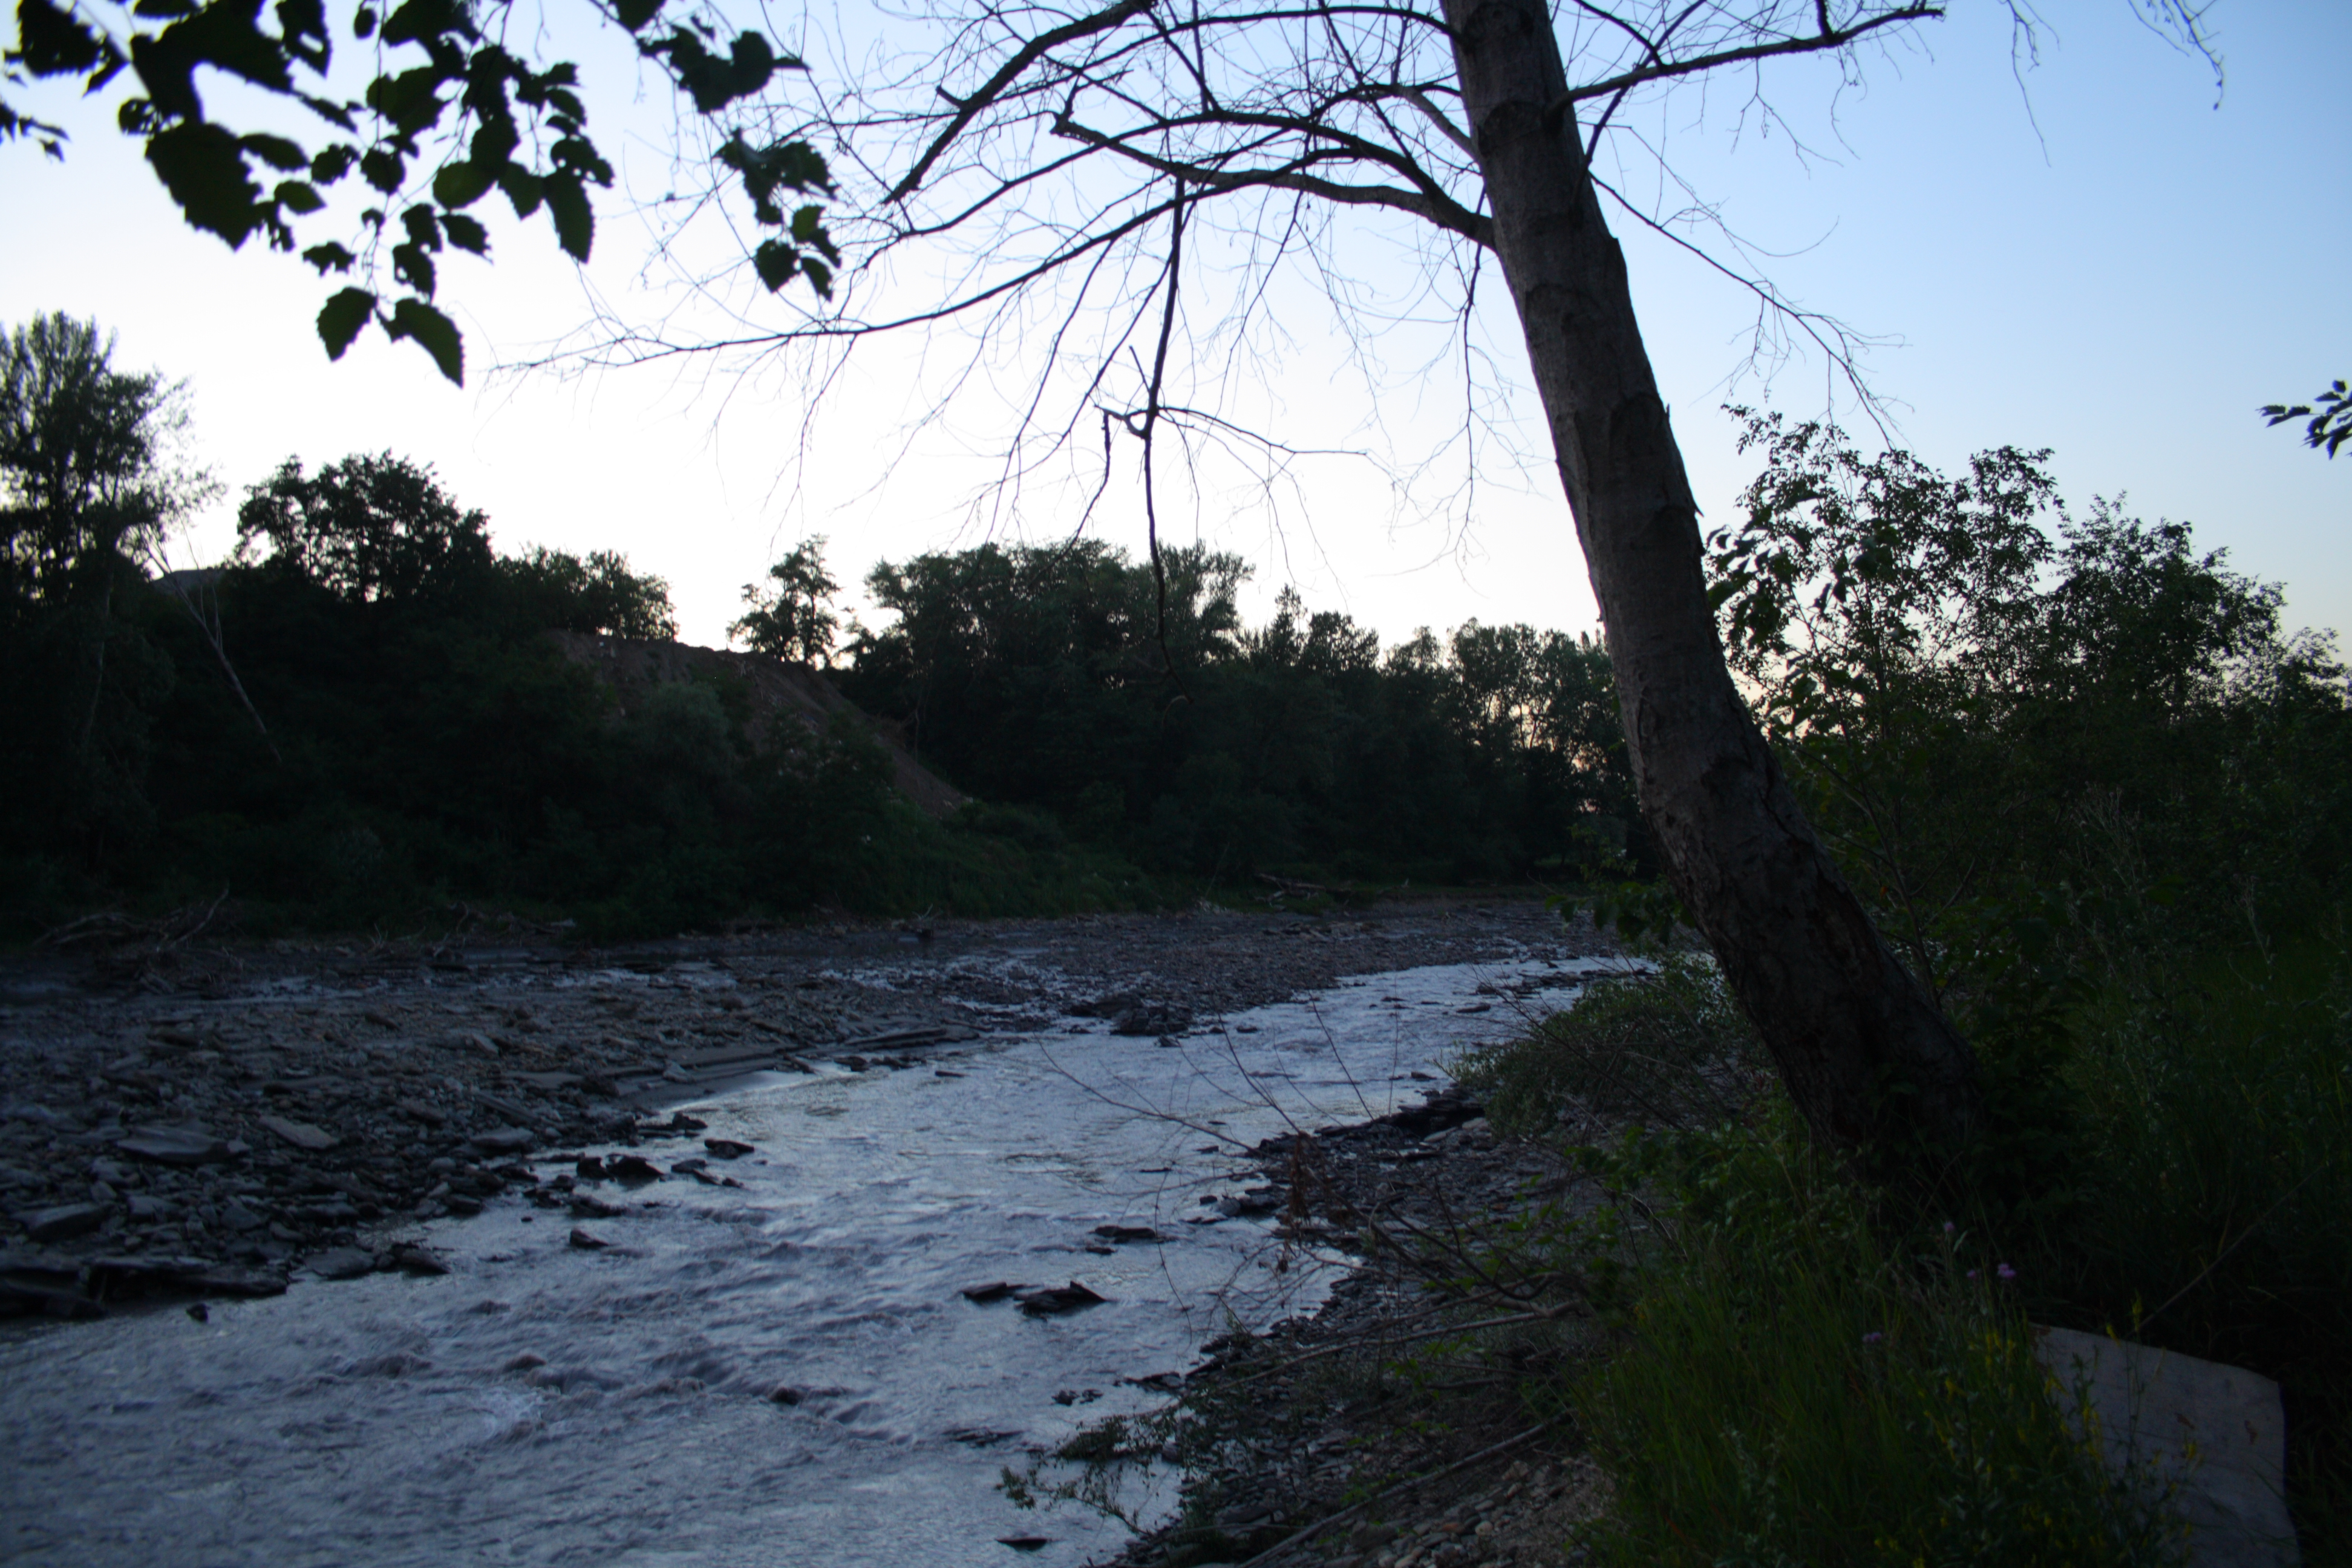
1 312 1648 939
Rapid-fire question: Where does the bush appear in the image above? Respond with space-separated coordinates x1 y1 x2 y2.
2032 935 2352 1555
1453 953 1765 1138
1573 1109 2186 1568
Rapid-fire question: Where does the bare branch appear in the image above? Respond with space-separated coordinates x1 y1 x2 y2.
890 0 1160 202
1546 3 1944 124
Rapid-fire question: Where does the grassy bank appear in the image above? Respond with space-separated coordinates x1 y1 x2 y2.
1442 936 2351 1566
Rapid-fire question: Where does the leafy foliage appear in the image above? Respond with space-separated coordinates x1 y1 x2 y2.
836 540 1640 885
499 544 676 641
0 313 209 855
2262 378 2351 459
1454 954 1765 1137
1710 410 2352 993
730 536 840 663
1 312 205 601
2 0 837 383
1575 1108 2187 1567
235 451 491 604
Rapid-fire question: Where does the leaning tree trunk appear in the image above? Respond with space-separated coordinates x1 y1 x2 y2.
1441 0 1981 1155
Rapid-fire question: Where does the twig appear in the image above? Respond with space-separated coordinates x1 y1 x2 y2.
1220 1305 1576 1389
1233 1422 1555 1567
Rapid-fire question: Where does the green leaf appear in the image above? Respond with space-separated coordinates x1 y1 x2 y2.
379 0 470 48
391 240 436 297
240 132 307 171
400 203 442 250
441 212 488 255
431 159 493 209
311 143 358 183
752 238 797 292
497 166 542 219
15 0 110 76
359 145 405 192
366 67 448 137
301 241 357 273
387 296 463 385
543 171 592 261
353 4 377 36
615 0 662 30
316 286 376 359
274 178 324 214
146 122 262 247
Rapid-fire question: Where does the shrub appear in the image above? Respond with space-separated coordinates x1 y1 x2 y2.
1452 953 1766 1138
1575 1109 2187 1568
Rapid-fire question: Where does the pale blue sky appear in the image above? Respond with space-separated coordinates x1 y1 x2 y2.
2 0 2344 649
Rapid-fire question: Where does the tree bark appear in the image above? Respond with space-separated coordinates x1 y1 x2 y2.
1441 0 1981 1154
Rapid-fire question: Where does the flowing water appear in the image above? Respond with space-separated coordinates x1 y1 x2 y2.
0 956 1613 1567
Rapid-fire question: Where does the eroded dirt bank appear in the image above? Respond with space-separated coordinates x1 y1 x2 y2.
0 900 1581 1318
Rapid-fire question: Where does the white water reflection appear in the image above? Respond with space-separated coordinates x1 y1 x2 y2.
0 957 1616 1567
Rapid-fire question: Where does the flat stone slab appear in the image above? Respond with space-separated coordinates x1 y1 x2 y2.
258 1114 338 1152
2036 1325 2299 1567
116 1126 233 1166
24 1203 109 1243
304 1247 376 1281
468 1127 537 1157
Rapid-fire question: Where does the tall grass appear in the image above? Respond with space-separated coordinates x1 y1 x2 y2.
1457 938 2352 1564
2036 935 2352 1557
1570 1109 2184 1567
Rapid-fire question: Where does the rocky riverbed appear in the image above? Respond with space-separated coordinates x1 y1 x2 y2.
0 900 1579 1319
1085 1083 1612 1568
1 898 1619 1568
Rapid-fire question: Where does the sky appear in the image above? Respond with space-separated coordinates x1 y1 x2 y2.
3 0 2346 652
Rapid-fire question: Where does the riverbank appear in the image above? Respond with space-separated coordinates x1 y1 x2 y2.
0 900 1589 1319
1076 1083 1611 1568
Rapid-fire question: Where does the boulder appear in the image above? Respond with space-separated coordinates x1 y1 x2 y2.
2036 1326 2298 1567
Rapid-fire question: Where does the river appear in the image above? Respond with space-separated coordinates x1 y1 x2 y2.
0 954 1609 1567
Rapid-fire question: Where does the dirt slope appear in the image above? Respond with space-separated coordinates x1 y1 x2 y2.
546 631 966 817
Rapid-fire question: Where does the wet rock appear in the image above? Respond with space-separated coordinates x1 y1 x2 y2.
607 1154 663 1184
388 1244 449 1275
996 1535 1053 1552
569 1194 626 1220
1091 1224 1163 1243
504 1352 547 1373
575 1155 607 1181
1016 1281 1108 1316
568 1227 610 1250
258 1114 337 1152
702 1138 754 1160
186 1301 209 1323
192 1265 287 1297
23 1203 109 1243
306 1247 375 1281
768 1384 803 1405
947 1426 1020 1447
116 1126 233 1166
960 1281 1022 1303
469 1127 536 1157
